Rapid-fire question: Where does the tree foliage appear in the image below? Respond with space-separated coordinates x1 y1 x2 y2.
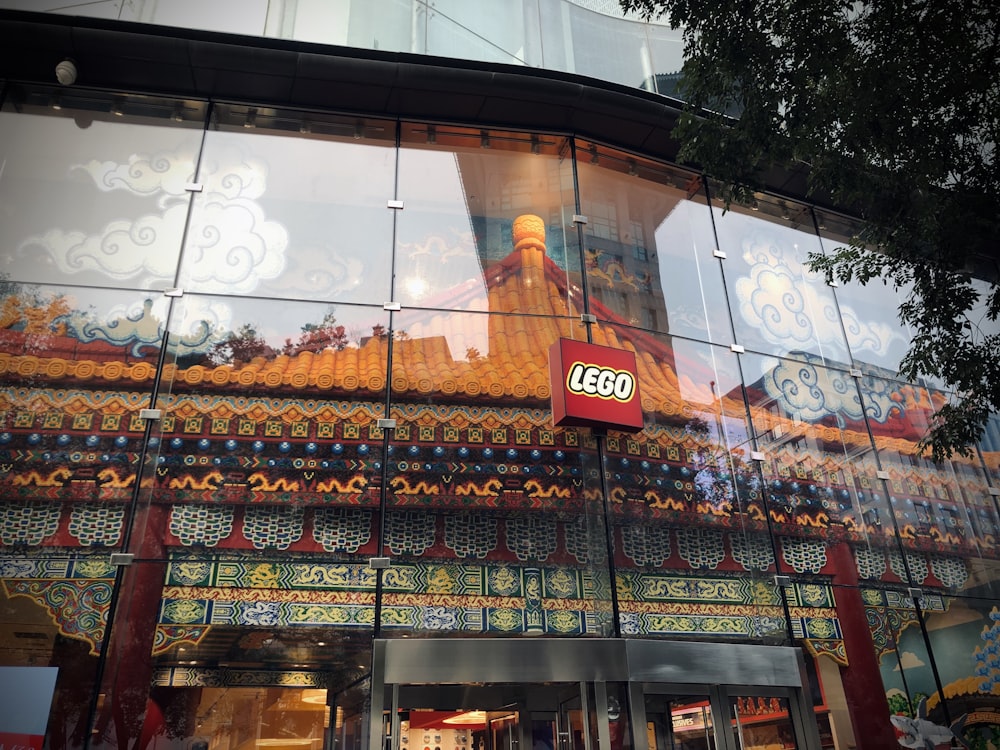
620 0 1000 459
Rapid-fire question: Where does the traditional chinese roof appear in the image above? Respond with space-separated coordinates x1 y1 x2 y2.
0 214 943 453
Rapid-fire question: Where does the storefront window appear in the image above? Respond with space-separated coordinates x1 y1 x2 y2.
382 307 611 637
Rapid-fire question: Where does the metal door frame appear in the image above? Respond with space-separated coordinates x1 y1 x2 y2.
369 638 821 750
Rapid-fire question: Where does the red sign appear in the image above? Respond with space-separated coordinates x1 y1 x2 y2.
0 732 45 750
548 338 643 432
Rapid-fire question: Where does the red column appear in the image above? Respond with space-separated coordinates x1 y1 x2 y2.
828 541 898 750
91 503 170 750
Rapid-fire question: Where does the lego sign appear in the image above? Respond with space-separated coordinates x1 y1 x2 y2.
549 338 643 432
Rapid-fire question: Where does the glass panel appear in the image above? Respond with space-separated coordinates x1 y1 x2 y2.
337 678 372 750
815 213 915 378
536 2 660 90
645 694 717 750
104 294 387 748
739 352 891 581
728 695 797 750
641 24 686 97
179 106 396 304
0 282 164 543
713 195 850 366
605 331 782 643
983 412 1000 487
0 88 205 290
382 308 611 637
576 146 731 345
422 1 528 64
859 376 1000 600
395 124 577 315
886 593 1000 750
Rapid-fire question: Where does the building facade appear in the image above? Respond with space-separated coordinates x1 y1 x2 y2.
0 3 998 750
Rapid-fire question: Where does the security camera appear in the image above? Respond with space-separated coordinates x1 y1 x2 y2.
55 59 77 86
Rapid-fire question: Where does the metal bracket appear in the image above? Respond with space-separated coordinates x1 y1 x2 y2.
368 557 391 570
572 214 588 225
164 288 183 297
139 408 162 421
184 182 203 192
387 199 404 209
580 313 597 324
907 587 923 603
383 301 401 312
876 470 890 481
377 418 397 429
730 344 745 353
773 574 792 588
750 451 766 462
713 249 727 259
849 368 863 378
110 553 134 567
988 487 1000 497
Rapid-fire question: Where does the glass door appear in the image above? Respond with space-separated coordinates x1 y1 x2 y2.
387 683 595 750
557 689 589 750
726 694 798 750
488 709 519 750
644 694 719 750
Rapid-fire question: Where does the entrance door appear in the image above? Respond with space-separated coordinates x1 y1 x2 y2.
386 683 593 750
371 639 822 750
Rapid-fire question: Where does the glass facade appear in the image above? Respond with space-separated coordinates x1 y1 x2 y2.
0 76 998 750
0 0 685 97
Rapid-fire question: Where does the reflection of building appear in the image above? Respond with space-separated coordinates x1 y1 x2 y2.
0 5 998 750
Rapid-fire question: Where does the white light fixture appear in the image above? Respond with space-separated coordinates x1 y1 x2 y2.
443 711 487 725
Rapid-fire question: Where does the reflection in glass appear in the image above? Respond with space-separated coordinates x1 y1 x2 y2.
179 106 396 303
713 196 849 365
383 307 611 636
396 124 577 315
576 147 730 344
859 377 1000 600
729 695 798 750
0 90 204 291
816 215 915 378
0 282 165 533
599 327 785 643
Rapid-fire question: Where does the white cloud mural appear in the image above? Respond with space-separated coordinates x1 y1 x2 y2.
178 195 287 293
75 150 197 200
24 205 188 284
18 142 288 294
736 231 902 360
762 355 903 423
